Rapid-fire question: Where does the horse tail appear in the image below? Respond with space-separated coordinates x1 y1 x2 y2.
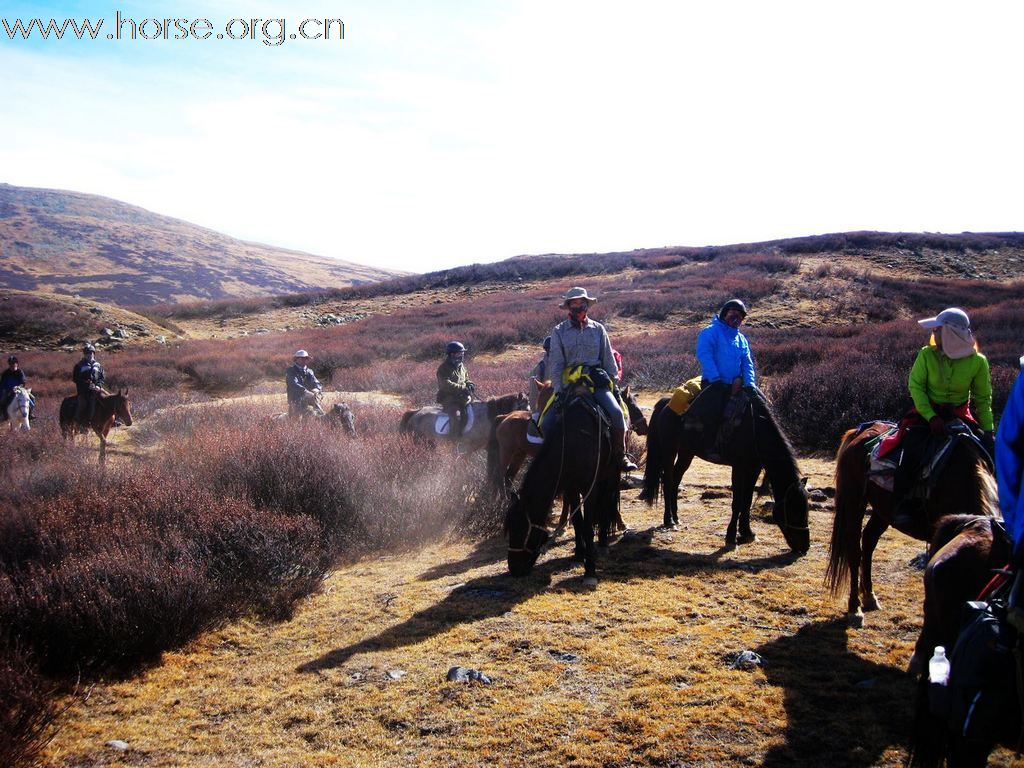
59 396 76 437
825 426 868 597
399 410 415 433
639 398 670 505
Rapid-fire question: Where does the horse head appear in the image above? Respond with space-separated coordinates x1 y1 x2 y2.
622 385 648 436
115 388 134 427
535 379 554 412
773 476 810 555
505 493 549 577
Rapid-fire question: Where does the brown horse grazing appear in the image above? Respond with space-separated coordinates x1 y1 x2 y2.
487 381 648 493
59 389 134 464
639 392 810 554
908 515 1016 768
506 393 620 585
826 421 998 627
399 392 527 455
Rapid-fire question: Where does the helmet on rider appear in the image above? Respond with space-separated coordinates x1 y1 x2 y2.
446 341 466 355
82 343 96 354
7 355 17 364
718 299 748 320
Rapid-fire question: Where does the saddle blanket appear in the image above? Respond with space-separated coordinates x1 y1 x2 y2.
435 406 476 436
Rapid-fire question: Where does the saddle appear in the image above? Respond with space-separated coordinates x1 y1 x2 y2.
435 405 476 436
682 383 755 462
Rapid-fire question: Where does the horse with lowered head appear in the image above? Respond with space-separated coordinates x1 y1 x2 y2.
506 391 620 586
3 386 32 431
399 392 527 454
826 420 998 627
59 388 134 463
640 389 810 554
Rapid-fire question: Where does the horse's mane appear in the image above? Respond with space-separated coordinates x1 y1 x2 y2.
752 397 801 478
486 392 522 419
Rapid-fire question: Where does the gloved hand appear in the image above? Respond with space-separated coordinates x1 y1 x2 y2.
731 378 742 396
929 415 947 437
981 430 995 456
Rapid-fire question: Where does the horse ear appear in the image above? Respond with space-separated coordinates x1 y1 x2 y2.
800 477 808 488
623 385 630 397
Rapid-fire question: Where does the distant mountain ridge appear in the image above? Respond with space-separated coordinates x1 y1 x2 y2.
0 183 403 305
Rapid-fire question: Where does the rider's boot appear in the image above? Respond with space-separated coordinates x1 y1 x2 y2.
611 427 637 472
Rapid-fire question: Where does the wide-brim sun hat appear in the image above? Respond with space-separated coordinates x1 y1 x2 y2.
918 307 970 330
561 287 598 307
293 349 310 358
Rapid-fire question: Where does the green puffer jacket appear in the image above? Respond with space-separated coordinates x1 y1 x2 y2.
436 359 473 407
908 344 993 431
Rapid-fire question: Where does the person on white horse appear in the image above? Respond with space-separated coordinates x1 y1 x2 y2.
2 355 33 430
72 343 106 428
541 286 637 471
2 354 34 417
436 341 475 441
286 349 324 418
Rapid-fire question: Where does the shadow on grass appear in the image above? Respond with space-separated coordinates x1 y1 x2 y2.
298 523 803 674
756 618 914 767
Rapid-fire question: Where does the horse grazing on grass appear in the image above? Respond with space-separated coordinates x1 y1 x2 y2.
4 386 32 431
506 393 620 585
826 421 998 627
908 514 1017 768
487 380 648 493
399 392 527 455
59 389 134 463
639 392 810 554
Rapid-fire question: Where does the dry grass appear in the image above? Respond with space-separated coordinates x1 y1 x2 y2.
37 458 1019 767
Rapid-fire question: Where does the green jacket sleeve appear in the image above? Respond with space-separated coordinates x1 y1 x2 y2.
972 354 994 431
908 348 935 421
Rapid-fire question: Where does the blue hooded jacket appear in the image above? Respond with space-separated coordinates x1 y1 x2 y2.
695 316 755 387
997 370 1024 553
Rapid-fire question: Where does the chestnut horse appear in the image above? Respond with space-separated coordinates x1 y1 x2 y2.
908 514 1016 767
826 421 998 627
640 392 810 554
506 393 620 585
59 389 134 464
487 380 647 493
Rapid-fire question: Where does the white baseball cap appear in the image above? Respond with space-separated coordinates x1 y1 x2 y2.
918 307 970 330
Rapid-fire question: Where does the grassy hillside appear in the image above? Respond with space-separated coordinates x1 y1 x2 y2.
0 183 404 305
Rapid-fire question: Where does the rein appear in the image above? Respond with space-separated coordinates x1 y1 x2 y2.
751 400 808 537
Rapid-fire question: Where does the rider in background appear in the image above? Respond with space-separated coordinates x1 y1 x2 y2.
909 308 994 451
1 354 28 415
436 341 474 440
688 299 756 440
528 336 551 413
286 349 323 418
544 287 635 471
997 355 1024 553
72 343 105 427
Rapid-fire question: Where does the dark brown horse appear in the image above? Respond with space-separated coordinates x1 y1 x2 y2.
908 514 1016 767
826 422 998 627
506 393 620 585
59 389 134 464
399 392 527 454
487 380 647 493
639 392 810 554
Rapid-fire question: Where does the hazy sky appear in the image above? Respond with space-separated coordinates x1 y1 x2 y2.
2 1 1022 273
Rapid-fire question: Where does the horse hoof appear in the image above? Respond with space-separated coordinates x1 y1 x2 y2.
738 531 756 545
847 610 865 629
724 537 737 551
863 594 881 612
582 576 598 588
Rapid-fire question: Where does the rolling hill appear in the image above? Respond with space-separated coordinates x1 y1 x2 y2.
0 183 403 305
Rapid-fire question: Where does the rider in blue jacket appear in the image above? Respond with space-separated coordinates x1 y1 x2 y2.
998 360 1024 555
687 299 757 447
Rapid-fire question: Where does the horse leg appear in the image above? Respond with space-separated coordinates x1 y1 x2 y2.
581 493 598 587
735 462 759 544
859 512 889 612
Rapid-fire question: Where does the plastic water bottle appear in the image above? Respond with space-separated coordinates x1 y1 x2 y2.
929 646 950 685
